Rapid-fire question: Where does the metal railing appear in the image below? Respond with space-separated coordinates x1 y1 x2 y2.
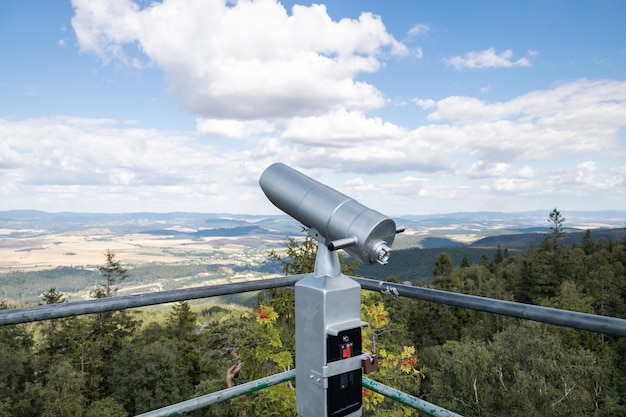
1 276 625 417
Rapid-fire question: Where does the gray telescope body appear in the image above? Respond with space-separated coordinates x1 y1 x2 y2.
259 162 398 265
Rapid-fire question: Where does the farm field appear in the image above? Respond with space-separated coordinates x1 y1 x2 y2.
0 227 279 273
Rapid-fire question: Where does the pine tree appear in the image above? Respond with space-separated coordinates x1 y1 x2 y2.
547 208 566 251
93 249 128 298
433 252 453 278
494 245 504 264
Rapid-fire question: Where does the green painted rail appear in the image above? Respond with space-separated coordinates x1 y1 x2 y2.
363 377 462 417
134 370 462 417
135 369 296 417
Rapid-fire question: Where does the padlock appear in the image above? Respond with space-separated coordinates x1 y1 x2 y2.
362 354 379 374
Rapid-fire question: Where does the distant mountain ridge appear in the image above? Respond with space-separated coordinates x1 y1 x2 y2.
471 227 625 248
3 208 625 225
0 210 299 235
398 209 626 228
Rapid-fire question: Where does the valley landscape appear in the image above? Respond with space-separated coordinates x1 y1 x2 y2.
1 209 625 305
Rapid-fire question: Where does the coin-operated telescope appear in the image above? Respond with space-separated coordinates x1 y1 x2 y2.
259 163 402 417
259 162 402 265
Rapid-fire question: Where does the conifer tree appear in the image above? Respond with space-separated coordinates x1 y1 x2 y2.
433 252 453 278
460 254 470 268
547 207 566 250
94 249 128 298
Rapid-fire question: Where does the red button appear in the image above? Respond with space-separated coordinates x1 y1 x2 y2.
341 343 352 359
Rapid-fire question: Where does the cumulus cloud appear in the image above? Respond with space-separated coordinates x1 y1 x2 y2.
68 3 625 178
71 0 406 119
280 109 405 147
264 79 626 175
443 48 533 70
574 161 623 190
575 161 596 184
218 79 625 176
419 79 626 163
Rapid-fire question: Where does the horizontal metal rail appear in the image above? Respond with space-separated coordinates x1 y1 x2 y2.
363 377 462 417
355 277 626 337
3 275 625 337
0 275 304 326
135 369 296 417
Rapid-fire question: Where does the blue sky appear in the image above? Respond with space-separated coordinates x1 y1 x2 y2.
1 0 625 216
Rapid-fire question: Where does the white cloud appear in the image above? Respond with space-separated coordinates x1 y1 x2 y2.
482 159 625 200
443 48 533 70
574 161 624 190
71 0 406 119
2 108 624 214
0 117 214 186
280 109 405 147
413 98 436 109
466 161 510 178
255 79 625 174
575 161 596 184
420 79 626 163
491 177 537 192
514 166 536 178
416 182 472 200
404 23 428 59
343 176 375 191
0 117 258 212
196 118 275 139
407 23 429 38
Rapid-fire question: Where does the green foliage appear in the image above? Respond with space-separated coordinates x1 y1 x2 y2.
110 340 190 415
167 301 198 340
267 227 360 276
0 267 101 304
35 360 87 417
422 322 611 417
397 217 626 416
84 397 127 417
41 287 66 305
0 319 35 416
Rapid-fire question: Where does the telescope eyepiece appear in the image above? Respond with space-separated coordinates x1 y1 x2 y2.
371 241 391 265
